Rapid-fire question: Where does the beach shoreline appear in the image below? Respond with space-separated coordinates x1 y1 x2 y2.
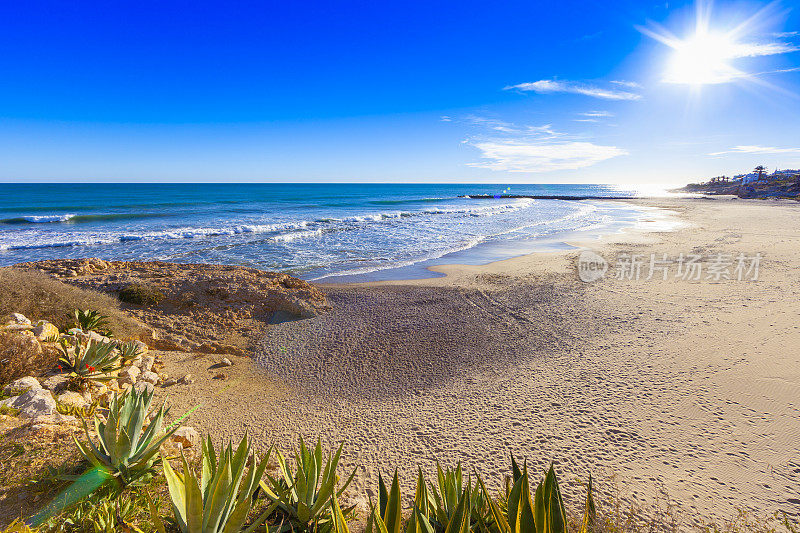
2 196 798 526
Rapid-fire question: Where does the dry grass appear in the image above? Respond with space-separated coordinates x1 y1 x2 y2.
0 267 142 339
0 332 59 387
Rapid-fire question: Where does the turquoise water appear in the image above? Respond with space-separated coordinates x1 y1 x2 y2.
0 183 647 280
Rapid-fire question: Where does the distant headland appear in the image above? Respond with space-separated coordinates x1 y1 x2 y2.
677 166 800 199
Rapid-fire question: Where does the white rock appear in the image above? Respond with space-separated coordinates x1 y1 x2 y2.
12 389 57 419
139 371 159 385
118 365 140 385
5 313 31 325
57 391 89 410
219 357 233 367
172 426 201 448
3 376 42 395
133 381 154 395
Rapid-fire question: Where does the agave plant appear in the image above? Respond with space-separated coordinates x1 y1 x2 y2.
57 338 122 388
477 457 595 533
259 438 357 533
153 434 273 533
74 309 112 335
73 388 180 487
118 339 147 364
366 470 404 533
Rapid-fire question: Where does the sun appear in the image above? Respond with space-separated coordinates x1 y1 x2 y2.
664 30 740 85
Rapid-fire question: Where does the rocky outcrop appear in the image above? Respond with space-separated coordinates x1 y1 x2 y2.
12 388 57 418
17 259 331 352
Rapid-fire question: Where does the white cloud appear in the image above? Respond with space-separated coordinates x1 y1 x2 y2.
610 80 643 89
573 118 600 123
579 110 614 118
440 115 452 122
709 145 800 156
504 79 641 100
468 140 627 172
730 41 800 57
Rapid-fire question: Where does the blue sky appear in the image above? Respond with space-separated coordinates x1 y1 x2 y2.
0 0 798 184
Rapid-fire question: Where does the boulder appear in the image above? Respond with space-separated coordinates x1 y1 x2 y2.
32 321 60 342
139 371 159 385
12 389 57 419
118 365 140 385
41 374 70 393
0 396 19 409
5 313 31 326
3 376 42 395
57 391 89 410
171 426 201 449
219 357 233 367
133 381 154 395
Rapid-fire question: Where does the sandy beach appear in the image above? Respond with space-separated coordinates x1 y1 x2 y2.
151 197 800 525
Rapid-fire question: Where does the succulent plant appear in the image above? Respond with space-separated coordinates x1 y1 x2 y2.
117 340 146 365
154 434 273 533
73 388 179 487
74 309 112 335
57 338 122 388
260 438 356 533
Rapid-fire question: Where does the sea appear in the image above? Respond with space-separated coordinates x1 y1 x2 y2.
0 183 665 282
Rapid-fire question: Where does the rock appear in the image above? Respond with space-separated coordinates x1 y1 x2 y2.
5 313 31 326
178 374 194 385
2 324 33 332
118 365 140 385
3 376 42 395
32 321 60 342
162 377 178 387
67 327 83 335
41 374 70 393
139 371 159 385
77 331 112 345
57 391 89 410
30 413 79 426
0 396 19 409
220 357 233 367
212 372 227 380
12 389 57 419
172 426 201 448
138 355 155 373
133 381 154 395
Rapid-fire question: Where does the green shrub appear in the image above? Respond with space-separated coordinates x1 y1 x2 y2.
118 283 165 306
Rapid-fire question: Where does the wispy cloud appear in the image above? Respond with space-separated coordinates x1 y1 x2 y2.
579 110 614 118
610 80 643 89
440 115 452 122
709 145 800 156
729 41 800 57
464 117 626 172
504 79 642 100
469 140 627 172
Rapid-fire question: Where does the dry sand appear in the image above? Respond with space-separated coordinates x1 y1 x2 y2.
155 197 800 525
